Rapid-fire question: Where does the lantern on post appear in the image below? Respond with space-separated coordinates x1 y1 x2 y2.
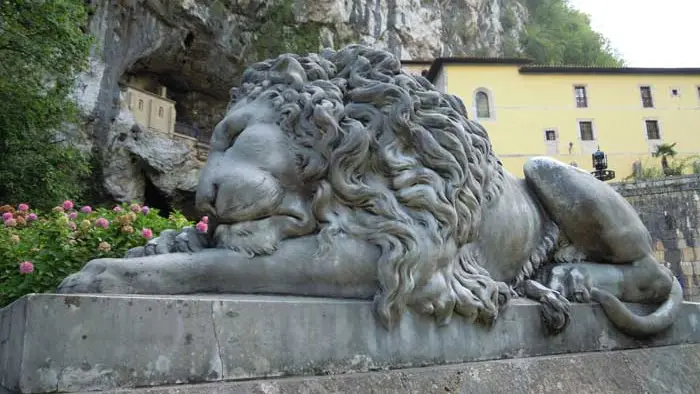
590 147 615 181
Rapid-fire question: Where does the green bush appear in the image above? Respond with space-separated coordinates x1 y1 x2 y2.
0 201 196 308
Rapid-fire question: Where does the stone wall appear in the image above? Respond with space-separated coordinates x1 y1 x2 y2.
612 175 700 301
3 294 700 393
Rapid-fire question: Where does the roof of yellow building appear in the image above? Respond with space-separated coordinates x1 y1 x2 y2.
519 65 700 75
401 59 433 65
422 57 534 81
414 57 700 83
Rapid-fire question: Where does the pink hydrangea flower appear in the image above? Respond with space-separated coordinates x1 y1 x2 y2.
95 217 109 229
141 206 150 215
68 212 78 220
113 206 122 213
201 216 209 224
62 200 74 210
130 203 141 213
195 221 208 233
27 213 38 221
17 203 29 212
19 261 34 274
142 228 153 239
4 218 17 227
2 212 12 221
80 206 92 214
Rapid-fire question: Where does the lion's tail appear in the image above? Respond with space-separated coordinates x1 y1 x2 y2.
592 276 683 337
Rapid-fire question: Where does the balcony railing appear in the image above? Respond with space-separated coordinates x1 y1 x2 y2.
174 122 211 144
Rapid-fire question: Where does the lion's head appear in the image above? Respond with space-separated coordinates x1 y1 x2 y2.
195 45 506 328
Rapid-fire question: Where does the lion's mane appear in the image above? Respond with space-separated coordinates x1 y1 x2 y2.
230 45 507 328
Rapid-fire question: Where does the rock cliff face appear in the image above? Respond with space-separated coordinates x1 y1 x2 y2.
76 0 528 215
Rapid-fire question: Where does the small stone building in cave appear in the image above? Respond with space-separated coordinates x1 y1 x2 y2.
119 75 177 135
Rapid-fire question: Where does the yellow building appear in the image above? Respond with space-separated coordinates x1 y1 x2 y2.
401 60 432 76
405 57 700 179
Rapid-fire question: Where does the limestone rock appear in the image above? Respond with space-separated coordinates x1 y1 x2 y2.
72 0 529 209
102 104 202 206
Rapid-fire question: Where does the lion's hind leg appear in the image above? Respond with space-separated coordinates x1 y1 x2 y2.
542 257 683 337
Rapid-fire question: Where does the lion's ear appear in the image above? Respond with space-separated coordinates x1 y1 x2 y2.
273 56 307 86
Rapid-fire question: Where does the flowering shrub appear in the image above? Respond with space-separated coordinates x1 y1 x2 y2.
0 201 196 308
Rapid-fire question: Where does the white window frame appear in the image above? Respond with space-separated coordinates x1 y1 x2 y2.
643 118 663 142
577 119 597 142
576 118 598 155
642 117 664 154
638 84 655 109
543 128 559 156
543 128 559 142
573 84 589 109
473 87 496 121
669 87 681 98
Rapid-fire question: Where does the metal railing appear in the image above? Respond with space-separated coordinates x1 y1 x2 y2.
174 122 212 144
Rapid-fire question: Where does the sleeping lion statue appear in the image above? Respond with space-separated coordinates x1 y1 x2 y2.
58 45 682 338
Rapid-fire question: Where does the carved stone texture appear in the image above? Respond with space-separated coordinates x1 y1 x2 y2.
2 294 700 393
58 45 683 339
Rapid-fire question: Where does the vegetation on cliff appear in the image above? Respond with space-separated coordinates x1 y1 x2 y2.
250 0 624 67
520 0 624 66
0 0 93 210
253 0 324 60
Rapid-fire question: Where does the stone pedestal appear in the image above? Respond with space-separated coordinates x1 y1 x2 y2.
1 294 700 393
87 344 700 394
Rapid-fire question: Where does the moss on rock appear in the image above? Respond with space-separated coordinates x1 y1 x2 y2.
254 0 322 59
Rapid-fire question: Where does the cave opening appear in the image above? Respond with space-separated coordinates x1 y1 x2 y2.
143 176 172 218
122 41 233 146
184 31 195 48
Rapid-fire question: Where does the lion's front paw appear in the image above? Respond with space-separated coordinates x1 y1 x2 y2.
539 290 571 334
56 259 129 294
125 227 208 258
214 219 281 256
411 291 457 326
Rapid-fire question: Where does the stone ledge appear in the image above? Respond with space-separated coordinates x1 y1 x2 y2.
86 344 700 394
1 294 699 393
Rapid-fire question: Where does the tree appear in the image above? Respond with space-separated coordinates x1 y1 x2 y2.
653 143 679 176
521 0 624 66
0 0 93 209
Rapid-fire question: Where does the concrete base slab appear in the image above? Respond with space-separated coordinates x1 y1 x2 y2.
1 294 699 393
94 344 700 394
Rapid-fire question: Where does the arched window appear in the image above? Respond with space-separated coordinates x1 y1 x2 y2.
475 91 490 119
158 107 164 118
138 99 144 111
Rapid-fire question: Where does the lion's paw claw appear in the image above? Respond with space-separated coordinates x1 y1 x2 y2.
539 291 571 334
